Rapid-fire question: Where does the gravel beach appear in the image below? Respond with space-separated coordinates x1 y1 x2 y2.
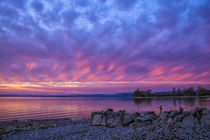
1 108 210 140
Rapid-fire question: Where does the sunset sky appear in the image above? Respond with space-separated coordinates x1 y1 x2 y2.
0 0 210 95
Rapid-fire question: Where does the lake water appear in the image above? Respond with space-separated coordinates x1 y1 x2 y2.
0 96 210 121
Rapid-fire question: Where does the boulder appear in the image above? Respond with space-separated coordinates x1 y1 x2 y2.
113 115 123 127
169 110 179 118
106 117 122 127
191 107 204 120
129 121 151 128
116 110 125 115
153 117 161 124
107 109 114 117
200 114 210 125
106 117 114 127
128 122 139 128
92 114 102 125
106 111 124 127
201 108 210 116
182 111 190 117
182 114 198 124
175 114 184 122
123 113 133 125
136 114 156 122
140 111 155 116
115 110 125 119
175 111 190 122
101 117 107 126
179 107 184 114
132 112 140 122
136 116 150 122
160 112 169 121
167 118 176 126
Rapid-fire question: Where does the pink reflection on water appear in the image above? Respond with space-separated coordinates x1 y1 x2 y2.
0 97 209 121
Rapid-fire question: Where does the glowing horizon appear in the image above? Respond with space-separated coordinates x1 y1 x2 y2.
0 81 210 95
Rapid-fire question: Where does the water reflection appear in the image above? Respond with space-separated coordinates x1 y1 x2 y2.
133 98 152 106
0 96 209 121
132 96 210 112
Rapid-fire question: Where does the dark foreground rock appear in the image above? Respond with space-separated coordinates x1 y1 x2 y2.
1 108 210 140
91 107 210 127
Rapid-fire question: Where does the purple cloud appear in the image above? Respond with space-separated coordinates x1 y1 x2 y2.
0 0 210 94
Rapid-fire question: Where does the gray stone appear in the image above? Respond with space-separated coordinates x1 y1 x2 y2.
92 114 102 125
136 114 155 122
153 117 161 124
179 107 184 113
114 116 123 126
191 107 204 120
116 110 125 115
160 112 168 120
175 111 190 122
136 117 150 122
132 112 140 122
175 114 185 122
101 117 106 126
200 114 210 125
107 110 114 117
201 109 210 116
123 113 133 125
106 111 124 127
182 111 190 117
140 111 155 116
106 117 115 127
167 118 176 125
128 122 138 128
182 115 198 124
169 110 179 118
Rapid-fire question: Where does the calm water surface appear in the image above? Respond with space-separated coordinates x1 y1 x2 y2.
0 96 210 121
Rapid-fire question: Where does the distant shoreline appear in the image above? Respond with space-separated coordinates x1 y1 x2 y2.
0 95 210 98
0 93 132 97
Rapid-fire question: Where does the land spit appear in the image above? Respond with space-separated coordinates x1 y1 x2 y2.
0 107 210 140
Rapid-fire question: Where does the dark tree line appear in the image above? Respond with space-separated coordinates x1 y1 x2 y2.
133 89 153 97
133 87 210 97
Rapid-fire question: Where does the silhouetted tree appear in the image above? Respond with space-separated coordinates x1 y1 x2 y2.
197 86 210 96
133 89 152 97
172 87 176 95
177 88 181 96
133 87 210 97
183 87 196 96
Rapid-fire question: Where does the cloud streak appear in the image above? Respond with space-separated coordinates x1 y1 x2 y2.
0 0 210 94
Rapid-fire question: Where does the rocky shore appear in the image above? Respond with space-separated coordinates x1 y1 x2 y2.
1 107 210 140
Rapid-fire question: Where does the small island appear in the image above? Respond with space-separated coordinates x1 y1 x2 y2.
133 86 210 97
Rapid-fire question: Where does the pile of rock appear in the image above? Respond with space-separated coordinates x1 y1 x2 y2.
91 107 210 127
